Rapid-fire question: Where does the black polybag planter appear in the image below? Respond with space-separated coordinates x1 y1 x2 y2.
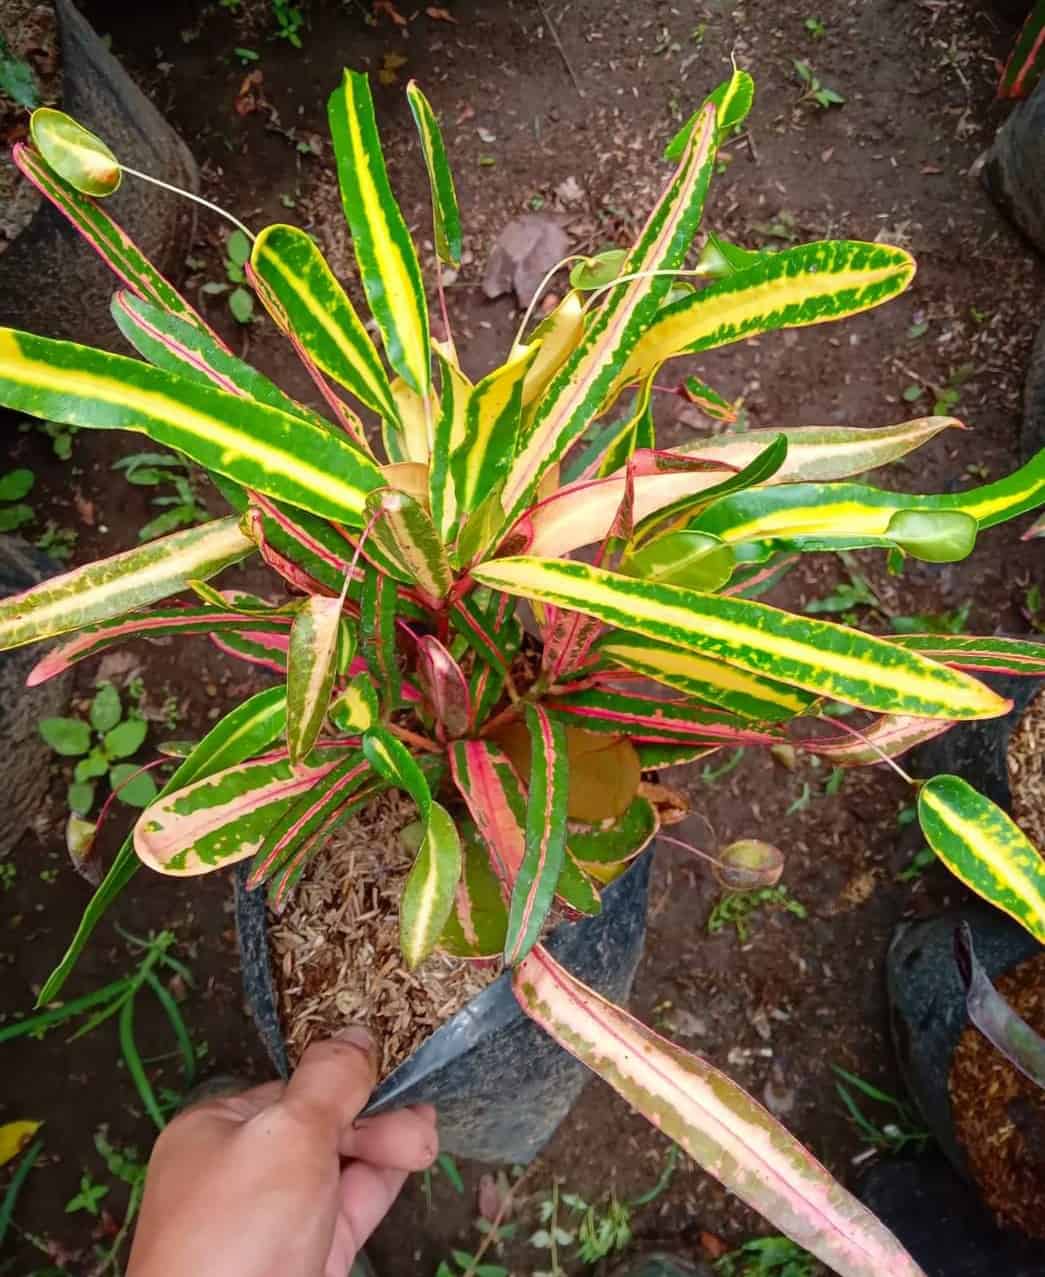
236 851 652 1162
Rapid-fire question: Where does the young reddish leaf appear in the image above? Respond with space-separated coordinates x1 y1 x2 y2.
211 629 290 675
416 636 471 738
504 706 569 965
514 946 925 1277
287 596 345 765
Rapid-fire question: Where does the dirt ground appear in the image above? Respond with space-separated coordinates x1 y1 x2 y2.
2 0 1043 1272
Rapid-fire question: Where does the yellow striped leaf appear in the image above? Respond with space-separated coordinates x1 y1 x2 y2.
250 224 399 422
472 556 1009 720
499 104 719 528
30 108 121 196
0 328 384 526
387 376 436 464
514 291 586 408
617 240 915 392
0 516 252 650
366 488 452 601
514 946 925 1277
596 374 657 478
430 349 471 540
406 81 462 267
286 596 345 765
664 66 754 160
329 673 380 734
327 70 430 396
918 775 1045 942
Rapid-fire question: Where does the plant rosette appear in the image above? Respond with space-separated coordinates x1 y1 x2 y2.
4 65 1045 1277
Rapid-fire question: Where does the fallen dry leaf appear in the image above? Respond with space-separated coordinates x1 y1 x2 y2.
378 50 408 86
426 5 457 20
234 69 264 118
374 0 406 25
700 1231 729 1260
457 102 476 125
72 489 95 527
0 1120 42 1169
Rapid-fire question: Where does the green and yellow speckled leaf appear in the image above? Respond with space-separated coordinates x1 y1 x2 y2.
366 487 453 601
919 775 1045 942
250 224 399 423
0 328 385 526
328 70 430 396
406 80 462 267
472 556 1009 720
286 596 346 765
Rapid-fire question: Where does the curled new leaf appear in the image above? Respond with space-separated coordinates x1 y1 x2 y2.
715 840 785 891
30 108 121 196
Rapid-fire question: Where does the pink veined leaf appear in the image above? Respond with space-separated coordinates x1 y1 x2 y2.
888 632 1045 677
243 507 337 597
793 713 952 766
211 629 290 674
513 945 926 1277
544 687 786 748
503 704 569 965
27 607 293 686
416 635 472 737
251 492 357 579
449 739 526 890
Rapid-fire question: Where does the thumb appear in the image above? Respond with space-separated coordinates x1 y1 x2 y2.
281 1027 377 1142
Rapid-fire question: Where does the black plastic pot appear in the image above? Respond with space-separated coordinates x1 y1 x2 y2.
0 0 197 348
983 76 1045 258
236 850 653 1163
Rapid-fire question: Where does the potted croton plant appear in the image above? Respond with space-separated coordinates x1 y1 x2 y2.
2 65 1044 1277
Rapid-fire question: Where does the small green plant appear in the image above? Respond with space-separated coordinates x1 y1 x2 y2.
234 46 260 64
39 681 156 817
272 0 305 46
793 59 844 108
34 520 77 563
422 1150 465 1210
805 567 879 624
833 1067 930 1156
708 886 807 942
897 846 936 883
201 229 254 323
0 860 14 891
804 16 826 38
715 1235 817 1277
113 451 210 540
701 748 745 785
890 602 971 635
0 467 34 531
0 35 37 108
1023 583 1043 633
65 1171 109 1217
19 416 80 459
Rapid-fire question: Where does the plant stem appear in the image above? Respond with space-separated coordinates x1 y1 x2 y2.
119 165 255 241
388 723 442 755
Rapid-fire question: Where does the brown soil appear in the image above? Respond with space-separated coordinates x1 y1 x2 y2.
2 0 1044 1273
950 951 1045 1239
1009 687 1045 852
0 0 59 250
271 792 493 1077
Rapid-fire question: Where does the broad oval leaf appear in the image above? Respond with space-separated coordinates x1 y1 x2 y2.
623 530 735 591
30 108 121 196
569 249 628 291
514 946 925 1277
885 508 977 563
0 516 252 651
416 635 471 738
918 775 1045 943
287 596 345 764
473 556 1010 721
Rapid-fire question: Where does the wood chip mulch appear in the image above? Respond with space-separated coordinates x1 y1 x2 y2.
269 792 494 1078
1010 687 1045 854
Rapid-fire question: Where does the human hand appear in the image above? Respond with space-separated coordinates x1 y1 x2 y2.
127 1027 437 1277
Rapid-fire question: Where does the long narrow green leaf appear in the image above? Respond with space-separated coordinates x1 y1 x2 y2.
0 516 252 650
327 70 431 396
39 686 288 1003
407 81 462 267
504 705 569 965
0 328 384 526
250 223 400 422
118 996 166 1130
514 946 925 1277
472 556 1009 720
286 596 345 764
360 564 400 710
918 775 1045 943
0 1138 44 1249
452 346 538 520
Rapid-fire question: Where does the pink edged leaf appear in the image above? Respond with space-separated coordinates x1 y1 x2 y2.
544 686 786 748
513 945 926 1277
133 745 355 876
793 712 952 766
416 635 472 738
286 596 347 765
449 739 527 888
360 564 401 711
1023 510 1045 539
887 633 1045 677
28 606 293 686
439 830 510 959
211 629 290 674
504 705 569 965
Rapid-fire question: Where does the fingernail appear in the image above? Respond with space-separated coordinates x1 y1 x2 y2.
335 1024 374 1053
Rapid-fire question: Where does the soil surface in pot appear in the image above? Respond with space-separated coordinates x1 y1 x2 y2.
950 950 1045 1238
270 792 494 1077
1009 687 1045 851
0 0 59 250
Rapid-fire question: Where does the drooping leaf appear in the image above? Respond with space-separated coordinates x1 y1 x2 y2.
286 596 345 764
211 628 290 675
39 686 288 1002
545 686 784 748
795 713 951 767
664 66 755 160
473 557 1009 720
513 946 924 1277
406 81 462 267
918 775 1045 943
0 329 385 526
327 70 431 396
504 705 569 965
953 921 1045 1087
499 103 719 529
0 516 252 651
250 223 400 422
363 726 461 966
30 108 121 196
